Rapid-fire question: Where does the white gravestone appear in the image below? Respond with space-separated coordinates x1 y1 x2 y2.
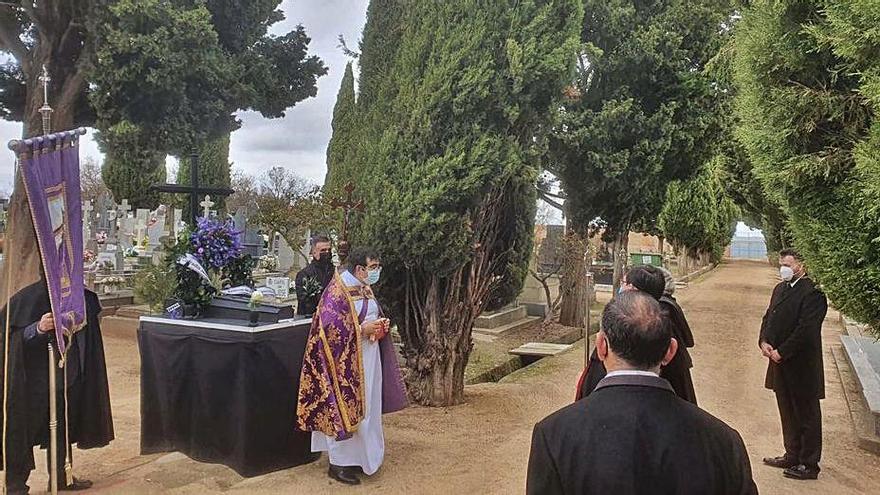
135 209 150 249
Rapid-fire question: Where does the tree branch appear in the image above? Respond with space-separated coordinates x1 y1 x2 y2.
19 2 47 45
0 13 31 72
537 190 565 211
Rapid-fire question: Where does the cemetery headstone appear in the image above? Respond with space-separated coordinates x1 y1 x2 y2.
135 209 150 250
233 208 264 258
147 205 168 248
173 208 183 236
275 235 297 274
82 200 96 252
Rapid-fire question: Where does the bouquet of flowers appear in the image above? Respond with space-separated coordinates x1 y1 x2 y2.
83 249 97 264
190 217 243 269
257 253 278 272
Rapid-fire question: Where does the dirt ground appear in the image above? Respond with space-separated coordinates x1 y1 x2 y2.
23 260 880 494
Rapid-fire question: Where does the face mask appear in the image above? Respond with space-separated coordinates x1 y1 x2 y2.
366 267 381 285
318 252 331 265
780 266 794 282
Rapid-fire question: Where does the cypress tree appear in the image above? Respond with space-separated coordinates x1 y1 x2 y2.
734 0 880 334
659 157 737 264
352 0 582 405
548 0 734 293
324 62 357 192
100 122 166 208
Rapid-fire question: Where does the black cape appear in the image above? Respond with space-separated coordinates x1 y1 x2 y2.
0 280 114 474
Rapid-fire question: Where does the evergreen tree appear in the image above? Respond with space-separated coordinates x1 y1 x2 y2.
94 0 325 209
351 0 582 405
659 157 737 263
548 0 734 292
734 0 880 334
324 62 357 192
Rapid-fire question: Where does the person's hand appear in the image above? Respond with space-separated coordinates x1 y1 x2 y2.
37 313 55 334
362 319 390 341
770 349 782 363
362 320 381 337
760 342 773 358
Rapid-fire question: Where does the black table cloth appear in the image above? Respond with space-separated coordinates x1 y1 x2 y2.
138 317 317 477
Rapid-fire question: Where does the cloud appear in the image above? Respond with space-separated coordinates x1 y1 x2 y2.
0 0 369 195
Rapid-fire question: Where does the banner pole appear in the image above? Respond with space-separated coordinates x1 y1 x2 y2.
48 341 58 495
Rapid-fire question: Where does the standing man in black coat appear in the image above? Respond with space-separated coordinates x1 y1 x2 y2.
1 279 114 494
294 235 334 317
528 292 756 495
759 248 828 480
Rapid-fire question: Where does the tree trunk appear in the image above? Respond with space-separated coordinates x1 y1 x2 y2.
559 255 587 327
611 231 628 293
2 68 82 303
658 235 665 264
403 273 475 406
559 231 590 327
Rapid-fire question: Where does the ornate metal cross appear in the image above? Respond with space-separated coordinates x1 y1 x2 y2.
329 182 365 241
38 65 53 135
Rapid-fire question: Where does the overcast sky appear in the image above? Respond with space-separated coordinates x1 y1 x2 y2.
0 0 369 194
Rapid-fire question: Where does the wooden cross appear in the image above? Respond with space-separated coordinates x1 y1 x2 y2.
329 182 365 241
151 152 234 226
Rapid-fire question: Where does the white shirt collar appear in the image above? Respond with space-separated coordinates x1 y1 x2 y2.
790 276 802 287
341 270 362 287
605 370 659 379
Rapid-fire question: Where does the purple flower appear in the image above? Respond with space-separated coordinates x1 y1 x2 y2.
190 216 244 269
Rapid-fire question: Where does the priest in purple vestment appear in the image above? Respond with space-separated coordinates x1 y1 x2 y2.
296 247 408 485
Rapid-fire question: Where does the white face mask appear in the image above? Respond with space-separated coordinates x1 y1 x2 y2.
780 266 795 282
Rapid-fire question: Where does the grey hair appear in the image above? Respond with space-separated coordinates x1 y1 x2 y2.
658 266 675 296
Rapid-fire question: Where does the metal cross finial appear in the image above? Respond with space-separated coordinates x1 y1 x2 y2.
38 65 53 135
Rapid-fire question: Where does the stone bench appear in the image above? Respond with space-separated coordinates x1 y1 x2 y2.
509 342 572 360
840 335 880 441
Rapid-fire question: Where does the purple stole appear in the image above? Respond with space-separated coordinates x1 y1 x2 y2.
296 271 408 441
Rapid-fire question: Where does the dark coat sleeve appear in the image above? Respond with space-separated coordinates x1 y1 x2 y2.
777 288 827 360
527 424 564 495
759 284 781 347
730 430 759 495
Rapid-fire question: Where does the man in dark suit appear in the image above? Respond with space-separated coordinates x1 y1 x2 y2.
294 235 334 316
759 248 828 480
527 292 756 495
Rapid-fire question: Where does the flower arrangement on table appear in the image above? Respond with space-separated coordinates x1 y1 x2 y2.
257 253 278 272
247 291 263 326
133 217 256 317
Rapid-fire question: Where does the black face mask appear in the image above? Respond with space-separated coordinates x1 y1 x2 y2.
318 252 331 265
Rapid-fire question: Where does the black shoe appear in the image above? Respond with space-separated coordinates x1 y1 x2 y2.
53 477 93 491
783 464 820 480
328 464 361 485
763 455 798 469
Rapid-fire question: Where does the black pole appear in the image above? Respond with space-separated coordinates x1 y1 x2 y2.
189 151 199 226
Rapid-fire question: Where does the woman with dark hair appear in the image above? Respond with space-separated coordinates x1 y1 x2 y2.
575 265 697 404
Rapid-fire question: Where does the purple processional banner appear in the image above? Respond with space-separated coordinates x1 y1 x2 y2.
17 133 86 354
